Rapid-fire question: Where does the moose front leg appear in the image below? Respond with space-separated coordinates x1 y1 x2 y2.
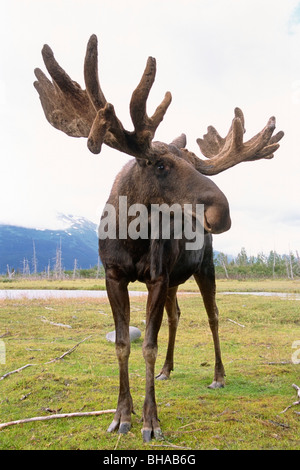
105 272 134 434
142 277 168 442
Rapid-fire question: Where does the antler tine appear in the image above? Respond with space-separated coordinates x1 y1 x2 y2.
194 108 284 175
83 35 130 154
130 57 172 150
253 129 285 160
41 44 79 95
242 117 284 161
34 44 96 138
86 45 172 156
84 34 107 111
197 108 245 159
34 35 172 158
130 57 156 132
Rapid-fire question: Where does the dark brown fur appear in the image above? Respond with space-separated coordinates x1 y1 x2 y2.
99 147 230 440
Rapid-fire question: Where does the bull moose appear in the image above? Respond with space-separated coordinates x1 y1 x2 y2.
34 35 284 441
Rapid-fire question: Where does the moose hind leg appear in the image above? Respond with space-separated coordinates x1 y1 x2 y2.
156 286 180 380
106 272 134 434
194 269 225 389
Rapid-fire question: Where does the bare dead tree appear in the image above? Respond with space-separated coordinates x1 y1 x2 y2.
32 240 38 275
72 258 78 279
289 251 294 280
22 258 30 277
53 238 63 279
6 265 13 279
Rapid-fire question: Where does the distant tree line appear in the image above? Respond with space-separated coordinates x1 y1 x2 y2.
3 241 299 280
214 247 300 279
5 258 105 280
4 239 105 280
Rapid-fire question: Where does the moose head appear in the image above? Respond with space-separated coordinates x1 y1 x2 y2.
34 35 283 441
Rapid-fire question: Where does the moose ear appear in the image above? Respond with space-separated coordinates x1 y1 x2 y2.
170 133 187 149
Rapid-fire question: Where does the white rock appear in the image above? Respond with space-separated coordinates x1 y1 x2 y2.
106 326 141 343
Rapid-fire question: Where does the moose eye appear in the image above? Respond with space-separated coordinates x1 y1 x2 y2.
155 161 171 177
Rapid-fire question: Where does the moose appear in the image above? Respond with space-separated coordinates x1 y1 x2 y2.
34 35 284 441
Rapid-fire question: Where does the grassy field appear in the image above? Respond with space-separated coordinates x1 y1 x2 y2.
1 276 300 293
0 278 299 450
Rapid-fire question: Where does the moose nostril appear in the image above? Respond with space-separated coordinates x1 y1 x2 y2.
204 213 212 232
204 206 231 234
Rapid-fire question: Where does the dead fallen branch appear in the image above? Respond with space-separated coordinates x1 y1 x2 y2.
40 316 72 329
0 364 37 381
266 361 291 365
114 433 122 450
45 336 92 364
254 417 289 428
20 392 32 401
150 441 192 450
227 318 245 328
280 384 300 414
0 332 11 338
0 336 92 379
0 409 116 430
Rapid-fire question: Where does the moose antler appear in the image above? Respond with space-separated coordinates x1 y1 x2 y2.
34 35 283 173
34 45 96 138
192 107 284 175
34 35 171 159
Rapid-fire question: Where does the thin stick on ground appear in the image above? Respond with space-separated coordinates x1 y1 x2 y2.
0 336 92 380
150 441 192 450
114 433 122 450
280 384 300 413
227 318 245 328
0 364 37 381
266 361 291 365
45 335 92 364
0 409 116 430
40 315 72 329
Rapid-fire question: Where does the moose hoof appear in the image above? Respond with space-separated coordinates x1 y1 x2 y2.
107 419 119 433
142 427 164 443
107 419 131 434
119 421 131 434
142 428 152 443
208 380 225 389
155 372 169 381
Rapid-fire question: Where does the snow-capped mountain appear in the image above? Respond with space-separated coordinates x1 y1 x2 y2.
0 214 99 274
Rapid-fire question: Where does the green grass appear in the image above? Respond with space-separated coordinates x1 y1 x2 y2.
0 290 299 450
215 278 300 294
1 277 300 293
0 278 107 291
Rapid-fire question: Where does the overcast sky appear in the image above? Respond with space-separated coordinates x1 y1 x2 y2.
0 0 299 256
